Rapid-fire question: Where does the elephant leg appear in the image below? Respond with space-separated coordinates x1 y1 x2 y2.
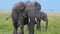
28 18 35 34
18 17 24 34
12 18 19 34
12 20 18 34
46 22 48 30
44 17 48 30
12 15 18 34
37 20 41 31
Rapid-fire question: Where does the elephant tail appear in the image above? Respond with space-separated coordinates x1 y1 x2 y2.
4 15 12 21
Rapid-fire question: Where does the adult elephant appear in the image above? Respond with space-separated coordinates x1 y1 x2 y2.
11 1 41 34
4 1 41 31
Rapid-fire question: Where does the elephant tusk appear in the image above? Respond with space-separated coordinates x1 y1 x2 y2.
28 18 30 23
35 17 37 22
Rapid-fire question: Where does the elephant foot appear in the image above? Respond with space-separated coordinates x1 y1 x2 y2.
36 25 41 31
18 31 24 34
13 31 17 34
37 28 41 31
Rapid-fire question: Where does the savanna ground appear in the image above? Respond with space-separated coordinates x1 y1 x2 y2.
0 10 60 34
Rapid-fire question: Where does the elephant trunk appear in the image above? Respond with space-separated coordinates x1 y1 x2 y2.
45 17 48 30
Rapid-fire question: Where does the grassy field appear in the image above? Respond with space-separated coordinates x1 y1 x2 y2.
0 11 60 34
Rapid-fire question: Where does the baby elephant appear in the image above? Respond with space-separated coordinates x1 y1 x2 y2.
36 11 48 31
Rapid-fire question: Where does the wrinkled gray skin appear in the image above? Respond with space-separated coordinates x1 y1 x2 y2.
12 2 25 34
36 11 48 30
23 1 36 34
5 1 41 32
11 1 41 34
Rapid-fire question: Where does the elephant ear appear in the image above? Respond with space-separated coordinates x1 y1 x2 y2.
34 1 41 10
19 4 25 11
17 2 25 11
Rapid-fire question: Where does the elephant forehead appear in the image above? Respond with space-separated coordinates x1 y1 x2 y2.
28 10 36 17
26 5 35 12
24 1 32 6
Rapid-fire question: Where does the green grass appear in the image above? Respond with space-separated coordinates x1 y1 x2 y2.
0 11 60 34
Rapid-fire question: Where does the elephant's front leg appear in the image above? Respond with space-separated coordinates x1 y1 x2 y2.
13 21 18 34
37 20 41 31
18 17 24 34
12 16 18 34
28 18 35 34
